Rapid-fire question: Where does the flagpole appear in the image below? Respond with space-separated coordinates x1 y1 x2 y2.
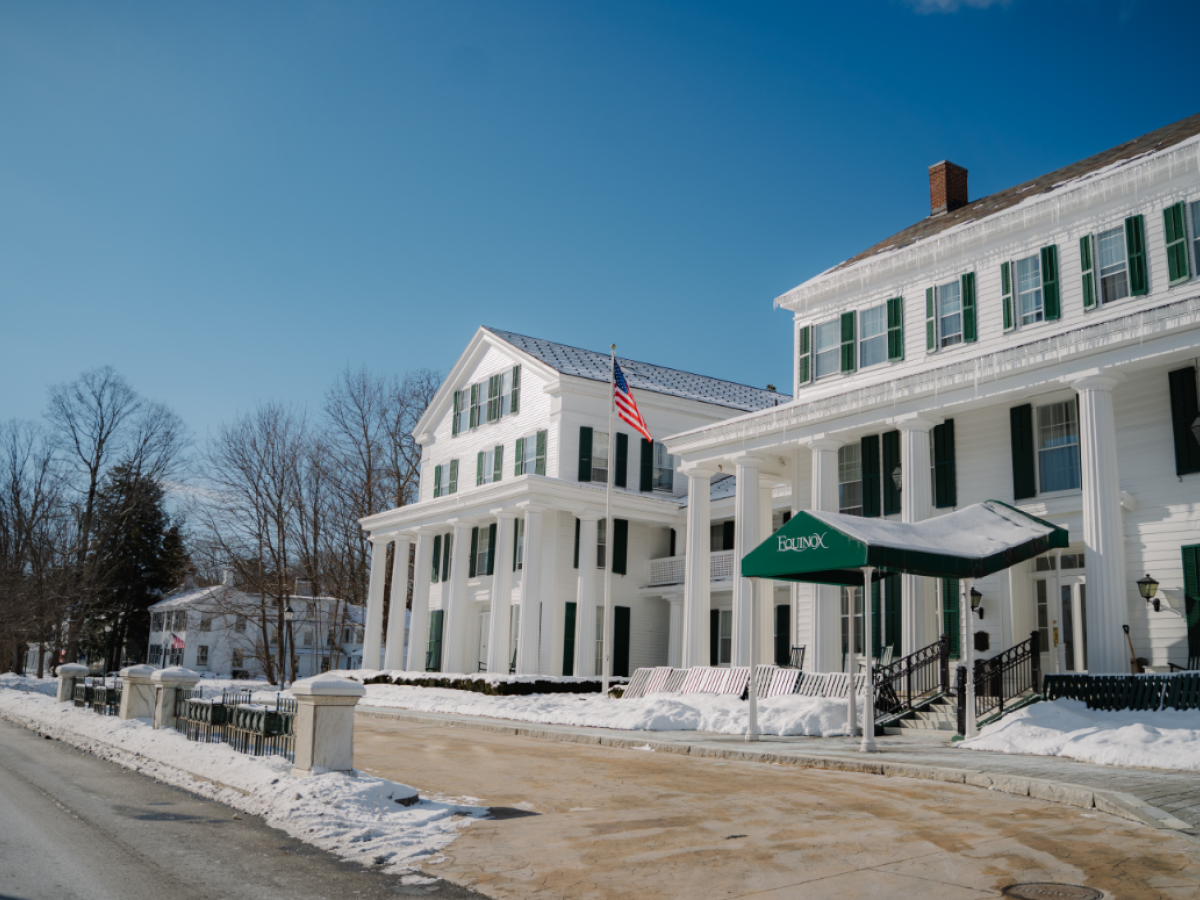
602 345 617 696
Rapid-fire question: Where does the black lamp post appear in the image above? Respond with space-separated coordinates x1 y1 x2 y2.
891 466 903 493
1137 574 1161 613
969 587 984 619
284 605 295 686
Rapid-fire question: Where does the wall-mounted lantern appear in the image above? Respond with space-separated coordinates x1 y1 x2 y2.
1137 574 1161 612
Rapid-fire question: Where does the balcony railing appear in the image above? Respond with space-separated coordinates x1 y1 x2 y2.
648 549 736 587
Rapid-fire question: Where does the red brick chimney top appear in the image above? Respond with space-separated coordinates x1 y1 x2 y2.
929 161 968 216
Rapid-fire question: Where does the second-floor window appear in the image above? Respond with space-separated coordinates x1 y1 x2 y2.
936 279 962 348
1097 226 1130 304
838 443 862 516
477 446 503 486
199 615 212 633
1015 254 1044 325
858 305 887 369
711 520 735 552
1037 400 1080 493
589 430 609 483
515 431 547 476
196 646 209 667
652 442 674 492
814 320 840 379
433 460 459 498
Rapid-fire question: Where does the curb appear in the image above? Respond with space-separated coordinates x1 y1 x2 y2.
356 706 1199 840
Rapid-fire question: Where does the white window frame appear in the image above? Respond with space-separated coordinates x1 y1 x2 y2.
591 430 609 484
1035 398 1081 494
498 370 514 420
858 304 888 370
455 388 471 434
837 443 862 516
596 518 607 569
1096 225 1130 306
652 442 675 493
471 384 486 429
840 586 864 659
475 528 492 577
1013 253 1044 327
196 645 209 667
517 434 538 476
936 279 962 349
813 319 840 380
480 448 498 485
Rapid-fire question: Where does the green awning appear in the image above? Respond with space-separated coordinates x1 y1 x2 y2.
741 500 1068 586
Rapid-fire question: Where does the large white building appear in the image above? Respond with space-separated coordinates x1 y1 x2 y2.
363 112 1200 679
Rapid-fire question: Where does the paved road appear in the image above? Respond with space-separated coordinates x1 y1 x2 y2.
0 717 480 900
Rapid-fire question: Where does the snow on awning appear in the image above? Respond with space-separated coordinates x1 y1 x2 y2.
741 500 1068 586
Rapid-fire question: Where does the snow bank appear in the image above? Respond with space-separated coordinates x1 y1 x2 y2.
360 683 860 736
0 675 480 874
960 699 1200 771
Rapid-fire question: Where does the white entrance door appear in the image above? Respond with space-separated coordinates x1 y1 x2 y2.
478 610 489 673
1060 578 1088 672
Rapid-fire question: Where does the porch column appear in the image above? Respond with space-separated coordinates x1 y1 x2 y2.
487 512 518 673
405 531 433 672
442 519 473 674
667 595 684 667
808 438 841 673
362 536 389 671
1074 373 1128 673
899 417 936 655
383 533 414 670
515 507 545 674
574 513 600 676
758 474 777 666
732 454 765 668
682 464 716 668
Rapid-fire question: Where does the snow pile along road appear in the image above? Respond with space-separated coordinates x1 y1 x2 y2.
0 675 481 874
358 682 860 736
960 698 1200 771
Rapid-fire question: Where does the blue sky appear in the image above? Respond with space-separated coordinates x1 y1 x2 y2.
2 0 1197 440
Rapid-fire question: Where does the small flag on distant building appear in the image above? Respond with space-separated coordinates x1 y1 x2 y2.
171 633 185 650
613 360 652 443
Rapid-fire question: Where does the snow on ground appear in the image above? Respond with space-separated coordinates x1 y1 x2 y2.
960 699 1200 771
0 673 481 874
358 682 860 736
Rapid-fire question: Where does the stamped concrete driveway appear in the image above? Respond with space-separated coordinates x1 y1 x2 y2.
355 716 1200 900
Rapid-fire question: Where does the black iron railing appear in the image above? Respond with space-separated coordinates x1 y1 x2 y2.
874 636 948 724
956 631 1041 734
73 678 121 715
176 689 295 763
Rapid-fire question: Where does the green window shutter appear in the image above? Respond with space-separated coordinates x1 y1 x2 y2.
535 430 547 475
925 287 936 351
941 578 960 659
884 573 902 657
1165 202 1192 284
1126 214 1148 296
1010 404 1036 500
476 451 484 486
1041 245 1060 321
860 434 880 518
615 433 628 489
1168 367 1200 476
573 518 580 569
493 445 504 483
639 439 653 492
961 272 977 342
431 534 442 583
774 603 791 667
486 523 497 576
433 464 442 499
578 426 593 482
1001 262 1014 331
562 602 577 675
1183 545 1200 659
469 527 479 578
511 365 521 414
1080 235 1097 309
613 606 631 678
426 610 444 672
886 297 904 361
797 325 812 386
469 384 479 429
882 430 900 516
514 437 524 476
710 609 720 665
448 459 458 495
840 311 856 373
486 375 499 422
870 580 882 659
442 534 452 581
932 419 957 509
612 518 629 575
451 391 461 437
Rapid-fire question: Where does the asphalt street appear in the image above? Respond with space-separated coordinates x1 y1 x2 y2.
0 716 480 900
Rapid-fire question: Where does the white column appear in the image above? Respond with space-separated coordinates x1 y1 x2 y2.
758 474 776 666
667 595 684 667
899 417 936 656
789 451 804 668
682 464 715 668
405 531 433 672
383 534 413 670
487 512 517 673
732 454 765 668
808 439 841 673
516 507 544 675
574 513 600 676
962 577 977 737
362 537 389 671
442 520 473 674
1074 373 1128 673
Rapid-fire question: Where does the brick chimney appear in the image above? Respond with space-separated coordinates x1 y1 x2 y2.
929 161 968 216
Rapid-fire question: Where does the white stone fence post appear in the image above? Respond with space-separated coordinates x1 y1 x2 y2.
290 674 366 778
55 663 90 703
151 667 203 730
118 665 158 720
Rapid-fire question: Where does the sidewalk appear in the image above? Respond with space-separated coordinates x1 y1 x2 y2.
357 705 1200 839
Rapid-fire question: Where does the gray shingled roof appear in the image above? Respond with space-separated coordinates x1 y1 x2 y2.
486 327 791 412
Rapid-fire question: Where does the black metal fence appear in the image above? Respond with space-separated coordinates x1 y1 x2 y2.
72 678 122 716
1044 672 1200 712
874 636 949 724
956 631 1042 734
176 689 296 763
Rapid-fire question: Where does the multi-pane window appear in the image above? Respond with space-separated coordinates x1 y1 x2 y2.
596 518 607 569
231 648 244 669
813 320 840 379
471 387 486 430
710 521 735 552
1097 226 1130 305
838 443 862 516
303 628 313 648
480 448 498 485
1035 579 1050 652
199 615 212 632
653 442 675 492
1037 401 1081 493
497 371 515 421
717 609 733 665
196 646 209 667
936 279 962 348
859 305 888 369
475 533 492 578
235 616 247 633
517 435 538 475
594 606 604 674
590 430 609 483
455 389 471 434
840 586 864 659
1015 254 1044 325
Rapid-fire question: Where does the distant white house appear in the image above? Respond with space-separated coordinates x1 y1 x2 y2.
146 569 368 679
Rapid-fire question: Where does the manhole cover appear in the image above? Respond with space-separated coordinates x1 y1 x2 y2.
1002 885 1103 900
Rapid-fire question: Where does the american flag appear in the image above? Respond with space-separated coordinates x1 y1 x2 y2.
613 360 652 443
171 633 185 650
